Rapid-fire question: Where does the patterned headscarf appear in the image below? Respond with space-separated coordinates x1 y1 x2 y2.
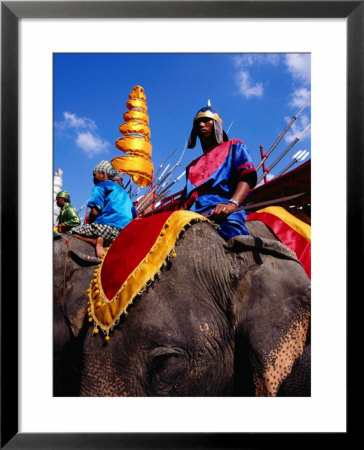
93 160 119 179
188 101 229 149
56 191 70 202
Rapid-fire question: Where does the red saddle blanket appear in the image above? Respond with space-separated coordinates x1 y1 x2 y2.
87 210 208 334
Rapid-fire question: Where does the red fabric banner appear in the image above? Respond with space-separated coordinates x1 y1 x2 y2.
247 210 311 279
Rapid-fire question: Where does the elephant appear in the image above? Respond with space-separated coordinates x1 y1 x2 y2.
53 217 311 397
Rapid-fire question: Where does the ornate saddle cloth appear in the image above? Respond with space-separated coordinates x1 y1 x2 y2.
88 206 310 335
88 210 208 334
246 206 311 278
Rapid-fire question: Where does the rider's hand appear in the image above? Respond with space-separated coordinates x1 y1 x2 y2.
208 202 237 218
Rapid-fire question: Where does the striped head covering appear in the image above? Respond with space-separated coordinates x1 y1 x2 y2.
93 160 119 179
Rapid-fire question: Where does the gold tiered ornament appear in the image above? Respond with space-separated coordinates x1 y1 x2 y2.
111 85 154 187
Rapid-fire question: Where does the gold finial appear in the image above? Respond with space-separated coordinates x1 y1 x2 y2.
112 85 154 187
207 99 211 107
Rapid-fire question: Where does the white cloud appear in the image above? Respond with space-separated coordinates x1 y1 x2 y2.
284 54 311 85
265 54 280 66
289 87 311 108
234 54 280 68
284 114 311 143
233 54 280 100
76 132 109 155
236 70 263 99
234 54 254 67
55 111 97 131
55 111 110 156
232 53 311 113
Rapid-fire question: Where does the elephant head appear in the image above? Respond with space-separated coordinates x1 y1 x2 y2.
53 219 310 397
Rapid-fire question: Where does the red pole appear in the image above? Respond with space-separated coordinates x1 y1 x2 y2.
259 145 270 184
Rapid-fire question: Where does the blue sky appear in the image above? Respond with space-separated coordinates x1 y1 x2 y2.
53 53 311 215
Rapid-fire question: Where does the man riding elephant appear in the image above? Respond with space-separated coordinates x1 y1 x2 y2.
183 101 257 240
68 160 136 258
56 190 81 233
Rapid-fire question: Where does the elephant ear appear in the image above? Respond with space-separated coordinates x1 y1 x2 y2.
54 236 99 337
224 234 300 264
225 234 311 397
63 264 94 337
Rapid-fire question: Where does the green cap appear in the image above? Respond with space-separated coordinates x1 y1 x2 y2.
56 191 70 202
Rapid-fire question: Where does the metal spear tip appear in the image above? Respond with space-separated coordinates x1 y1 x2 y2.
299 150 310 161
293 150 310 161
292 150 304 160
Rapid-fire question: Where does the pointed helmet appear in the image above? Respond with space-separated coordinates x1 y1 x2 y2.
187 100 229 148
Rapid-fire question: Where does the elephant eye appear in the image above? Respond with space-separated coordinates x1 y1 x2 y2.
149 353 187 394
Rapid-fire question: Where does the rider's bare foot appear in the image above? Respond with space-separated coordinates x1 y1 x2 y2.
95 237 105 259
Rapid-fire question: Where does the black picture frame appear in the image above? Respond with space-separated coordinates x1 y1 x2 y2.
1 1 360 448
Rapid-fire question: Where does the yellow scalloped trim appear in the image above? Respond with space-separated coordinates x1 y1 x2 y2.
128 85 146 101
115 135 152 158
126 98 148 112
119 121 151 139
88 211 209 335
111 155 153 188
256 206 311 243
123 109 149 125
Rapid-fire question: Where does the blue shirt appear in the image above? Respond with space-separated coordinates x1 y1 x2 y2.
87 180 134 229
184 139 257 240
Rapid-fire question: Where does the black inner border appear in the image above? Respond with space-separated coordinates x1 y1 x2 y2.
1 1 360 448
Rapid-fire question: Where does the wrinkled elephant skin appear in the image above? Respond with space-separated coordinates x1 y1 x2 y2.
53 220 310 397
